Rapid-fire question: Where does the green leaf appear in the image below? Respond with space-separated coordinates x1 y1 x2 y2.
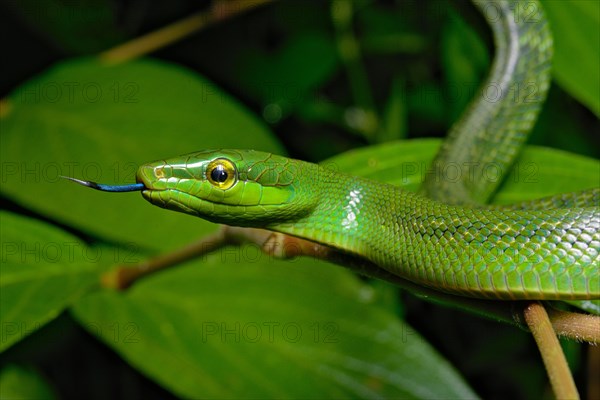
0 211 99 352
2 58 477 398
72 253 477 399
545 1 600 115
324 139 600 202
567 300 600 315
1 58 283 251
323 139 439 191
493 146 600 204
0 364 56 399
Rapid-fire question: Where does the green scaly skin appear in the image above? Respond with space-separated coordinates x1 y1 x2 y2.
71 0 599 301
422 0 553 205
136 150 599 300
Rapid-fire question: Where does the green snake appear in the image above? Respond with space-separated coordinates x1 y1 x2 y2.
67 0 600 300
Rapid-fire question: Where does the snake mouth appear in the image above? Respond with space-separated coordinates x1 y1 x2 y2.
143 186 279 215
142 188 246 208
141 189 203 216
140 188 272 228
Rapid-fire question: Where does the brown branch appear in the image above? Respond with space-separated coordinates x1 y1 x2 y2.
547 307 600 344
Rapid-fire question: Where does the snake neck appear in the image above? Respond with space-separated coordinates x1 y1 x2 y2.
272 165 410 263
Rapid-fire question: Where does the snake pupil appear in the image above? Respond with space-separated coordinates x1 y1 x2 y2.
211 166 228 183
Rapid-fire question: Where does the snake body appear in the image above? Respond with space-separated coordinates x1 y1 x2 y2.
72 0 600 300
136 151 599 300
423 0 553 205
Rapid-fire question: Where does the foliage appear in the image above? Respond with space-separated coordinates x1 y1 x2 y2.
1 1 598 398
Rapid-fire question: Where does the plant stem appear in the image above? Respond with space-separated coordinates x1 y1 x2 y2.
523 302 579 400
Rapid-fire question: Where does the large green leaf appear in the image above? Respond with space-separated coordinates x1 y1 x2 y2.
2 58 478 398
0 364 57 399
69 138 598 398
0 211 100 352
545 1 600 115
493 146 600 204
1 58 283 251
1 2 596 398
325 139 600 201
72 253 477 399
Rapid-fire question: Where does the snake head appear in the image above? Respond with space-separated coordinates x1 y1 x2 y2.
136 149 320 227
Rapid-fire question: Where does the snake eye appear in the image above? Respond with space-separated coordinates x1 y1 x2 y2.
206 158 237 189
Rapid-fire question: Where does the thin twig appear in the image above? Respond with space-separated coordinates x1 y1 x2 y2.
99 0 273 64
101 229 227 289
